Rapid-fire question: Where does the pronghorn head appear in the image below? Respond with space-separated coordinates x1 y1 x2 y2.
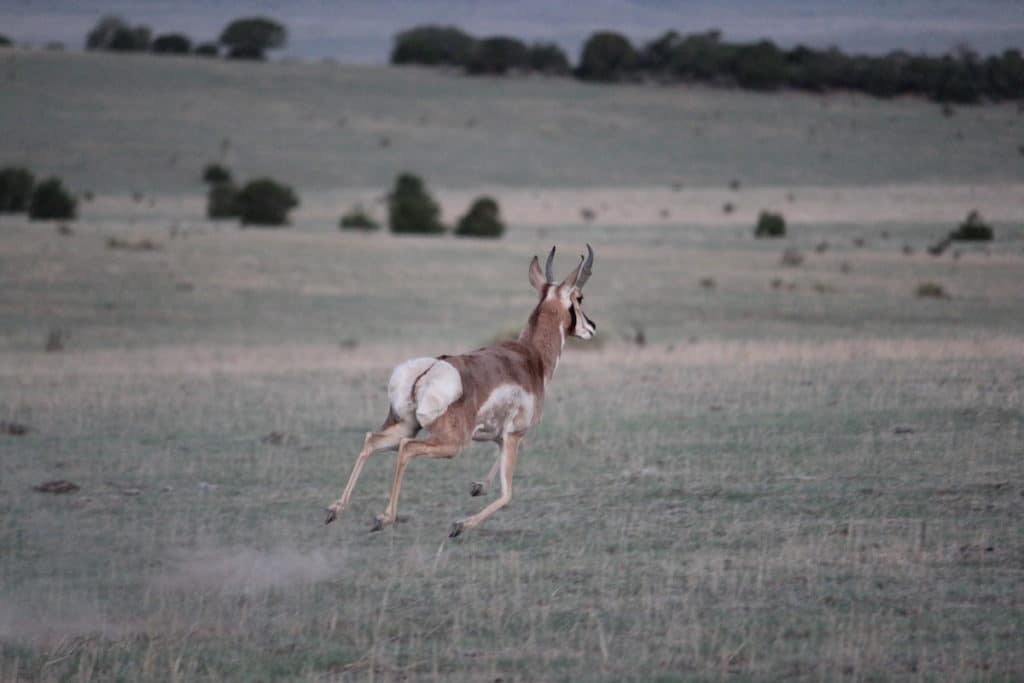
528 245 597 341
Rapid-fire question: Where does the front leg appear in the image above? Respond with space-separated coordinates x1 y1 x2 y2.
470 448 502 497
451 433 521 537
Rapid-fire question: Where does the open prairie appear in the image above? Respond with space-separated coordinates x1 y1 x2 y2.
1 50 1023 681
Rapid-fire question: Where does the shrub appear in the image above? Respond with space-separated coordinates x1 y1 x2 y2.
202 163 232 185
0 166 35 213
731 40 787 90
640 30 683 72
194 42 219 57
391 25 476 67
219 16 286 58
779 248 804 267
29 178 77 220
388 173 444 234
206 182 240 220
527 43 570 75
234 178 298 226
455 196 504 238
227 44 266 61
0 35 12 48
339 205 380 231
152 33 192 55
951 209 993 241
577 31 638 81
754 211 786 238
916 282 949 299
467 36 529 75
85 16 150 52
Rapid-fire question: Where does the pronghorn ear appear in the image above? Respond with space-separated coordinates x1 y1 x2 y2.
528 256 546 292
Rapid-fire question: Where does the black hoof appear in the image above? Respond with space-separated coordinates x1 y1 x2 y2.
370 516 387 532
448 521 464 538
469 482 484 497
324 508 337 525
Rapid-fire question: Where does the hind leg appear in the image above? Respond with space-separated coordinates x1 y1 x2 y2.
325 416 416 525
372 434 463 531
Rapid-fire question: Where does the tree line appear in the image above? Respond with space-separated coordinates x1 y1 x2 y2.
84 15 286 60
392 26 1024 103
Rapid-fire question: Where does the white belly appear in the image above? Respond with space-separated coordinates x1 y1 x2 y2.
472 384 535 441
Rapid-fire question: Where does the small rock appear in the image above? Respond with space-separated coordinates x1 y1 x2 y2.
260 431 297 446
45 329 67 352
1 421 29 436
34 480 80 494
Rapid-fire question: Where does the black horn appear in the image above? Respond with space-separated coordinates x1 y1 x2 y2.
576 244 594 289
544 246 556 283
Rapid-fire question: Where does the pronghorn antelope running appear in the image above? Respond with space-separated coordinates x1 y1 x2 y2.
325 245 596 537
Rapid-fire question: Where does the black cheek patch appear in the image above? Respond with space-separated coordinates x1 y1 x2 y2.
568 306 577 333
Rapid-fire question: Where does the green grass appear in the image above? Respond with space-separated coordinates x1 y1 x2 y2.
1 51 1023 681
1 50 1023 193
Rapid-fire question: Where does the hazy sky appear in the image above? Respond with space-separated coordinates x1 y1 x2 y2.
2 0 1022 61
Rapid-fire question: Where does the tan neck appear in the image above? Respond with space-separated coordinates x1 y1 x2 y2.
518 304 564 381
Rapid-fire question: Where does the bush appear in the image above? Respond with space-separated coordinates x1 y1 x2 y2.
206 182 240 220
194 42 219 57
527 43 570 75
219 16 286 57
227 44 266 61
234 178 298 226
85 16 150 52
779 247 804 267
754 211 786 238
202 163 232 185
731 40 787 90
391 25 476 67
467 36 529 75
916 282 949 299
577 31 638 81
0 167 35 213
339 205 380 231
951 209 993 241
455 196 504 238
0 35 12 48
152 33 192 54
388 173 444 234
29 178 77 220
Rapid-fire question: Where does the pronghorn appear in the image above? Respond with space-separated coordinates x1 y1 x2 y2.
325 245 596 537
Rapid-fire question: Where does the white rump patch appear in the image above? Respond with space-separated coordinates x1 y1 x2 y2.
387 357 462 428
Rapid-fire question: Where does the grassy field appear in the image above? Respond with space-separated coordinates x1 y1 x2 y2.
1 50 1023 681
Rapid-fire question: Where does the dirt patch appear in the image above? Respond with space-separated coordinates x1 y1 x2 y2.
157 546 346 595
0 599 127 645
106 236 160 251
